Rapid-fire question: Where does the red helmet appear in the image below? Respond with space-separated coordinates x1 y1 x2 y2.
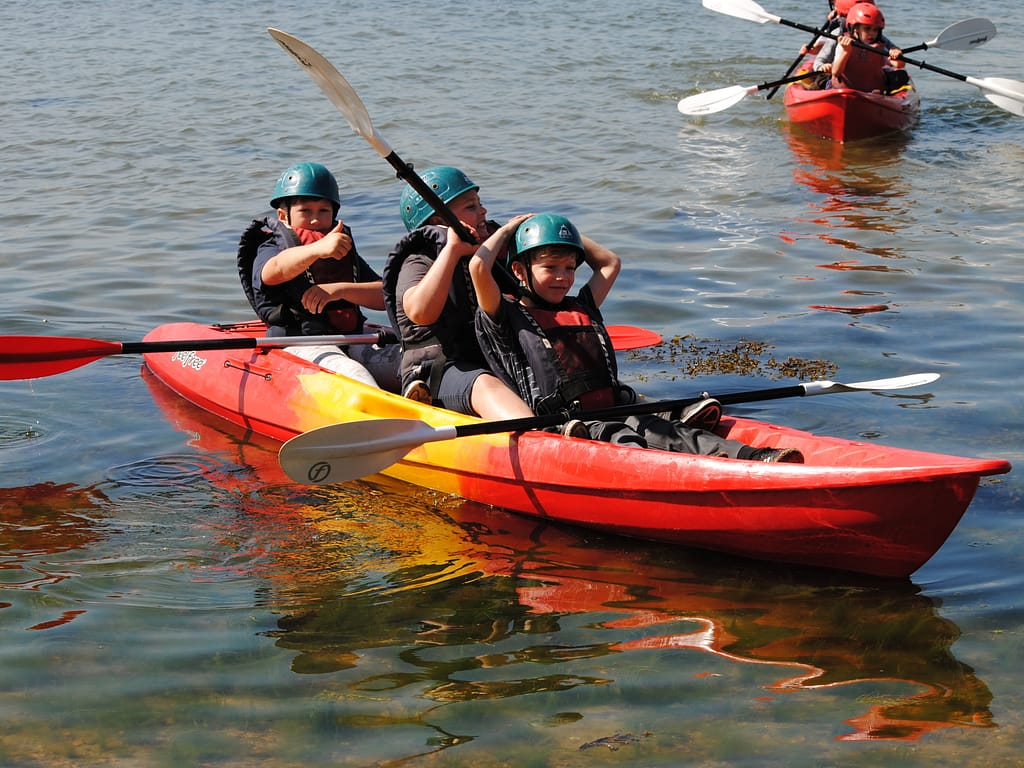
847 2 884 28
835 0 873 16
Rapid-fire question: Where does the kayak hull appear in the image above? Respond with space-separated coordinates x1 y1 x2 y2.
784 76 920 143
142 321 1010 578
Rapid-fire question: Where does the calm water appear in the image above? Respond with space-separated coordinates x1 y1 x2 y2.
3 0 1023 765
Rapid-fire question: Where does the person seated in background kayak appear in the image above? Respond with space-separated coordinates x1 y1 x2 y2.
827 3 908 94
798 0 845 60
240 162 399 390
812 0 884 69
382 166 535 419
469 212 804 463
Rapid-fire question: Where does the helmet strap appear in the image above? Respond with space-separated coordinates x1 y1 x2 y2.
511 256 561 310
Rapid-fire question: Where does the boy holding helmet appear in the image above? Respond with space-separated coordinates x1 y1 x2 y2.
469 213 803 461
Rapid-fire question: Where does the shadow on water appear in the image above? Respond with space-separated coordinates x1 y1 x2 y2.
137 371 995 748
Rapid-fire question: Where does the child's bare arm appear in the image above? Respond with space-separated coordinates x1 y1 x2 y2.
580 235 621 308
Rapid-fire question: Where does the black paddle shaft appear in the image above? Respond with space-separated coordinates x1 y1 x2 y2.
452 384 809 439
383 151 523 297
766 3 835 100
775 14 973 83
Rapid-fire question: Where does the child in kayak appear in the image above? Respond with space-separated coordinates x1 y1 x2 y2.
797 0 845 60
825 3 908 93
812 0 892 72
242 162 398 389
382 166 535 419
469 212 804 462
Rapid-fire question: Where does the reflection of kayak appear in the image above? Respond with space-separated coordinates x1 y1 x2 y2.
784 72 920 143
142 321 1010 578
141 372 998 741
146 368 997 741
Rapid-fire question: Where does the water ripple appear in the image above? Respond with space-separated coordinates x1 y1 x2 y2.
0 417 49 450
104 452 238 490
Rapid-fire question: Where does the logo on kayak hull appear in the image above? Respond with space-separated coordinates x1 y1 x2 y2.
171 350 208 371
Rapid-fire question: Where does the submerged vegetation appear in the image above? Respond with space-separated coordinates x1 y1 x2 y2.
629 335 840 382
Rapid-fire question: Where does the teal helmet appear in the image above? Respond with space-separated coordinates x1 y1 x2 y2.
400 166 478 231
270 162 341 210
513 213 585 264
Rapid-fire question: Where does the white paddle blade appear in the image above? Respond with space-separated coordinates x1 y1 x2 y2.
802 373 940 397
702 0 778 25
929 18 996 51
678 85 757 115
279 419 456 484
267 28 394 155
972 77 1024 117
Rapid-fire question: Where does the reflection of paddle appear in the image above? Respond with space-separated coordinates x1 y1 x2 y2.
703 0 1024 116
680 17 999 116
278 373 939 484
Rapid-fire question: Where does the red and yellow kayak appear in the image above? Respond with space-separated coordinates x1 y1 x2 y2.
143 321 1010 578
784 73 920 143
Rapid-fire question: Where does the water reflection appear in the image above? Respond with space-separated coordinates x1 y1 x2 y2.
143 370 995 745
0 481 112 602
783 123 911 248
780 124 919 320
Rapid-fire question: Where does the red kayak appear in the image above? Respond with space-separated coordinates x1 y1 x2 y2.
784 72 920 143
142 321 1010 578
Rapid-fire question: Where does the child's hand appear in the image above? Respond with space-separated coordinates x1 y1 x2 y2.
503 213 535 233
320 220 352 260
301 284 332 314
446 223 480 258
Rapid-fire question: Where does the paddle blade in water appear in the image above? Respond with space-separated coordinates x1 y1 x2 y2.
678 85 756 115
0 336 122 380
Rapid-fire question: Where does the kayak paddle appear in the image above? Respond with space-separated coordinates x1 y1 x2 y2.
266 28 663 350
0 322 660 382
0 330 395 381
765 6 834 101
702 0 1024 116
278 373 940 484
900 17 997 55
680 16 1000 116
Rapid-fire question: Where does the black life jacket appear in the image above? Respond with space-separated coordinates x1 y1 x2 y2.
479 290 620 415
383 224 492 387
237 216 297 330
237 216 366 335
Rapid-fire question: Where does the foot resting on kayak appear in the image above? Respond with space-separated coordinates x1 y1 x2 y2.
743 447 805 464
660 397 722 433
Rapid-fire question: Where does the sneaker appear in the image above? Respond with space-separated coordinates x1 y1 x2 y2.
746 447 804 464
677 398 722 432
403 380 432 404
560 419 590 439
